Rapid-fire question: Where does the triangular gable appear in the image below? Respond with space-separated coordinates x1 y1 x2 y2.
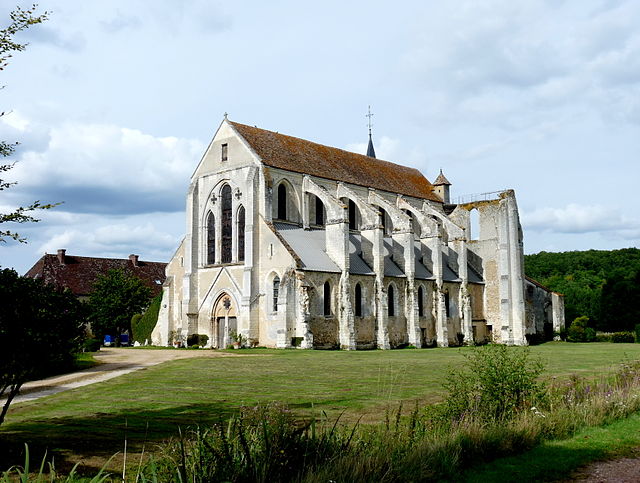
191 119 262 181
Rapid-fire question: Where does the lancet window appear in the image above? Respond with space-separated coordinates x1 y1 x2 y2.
277 183 287 220
206 211 215 265
273 276 280 312
355 283 363 317
221 184 232 263
237 205 245 262
323 281 331 316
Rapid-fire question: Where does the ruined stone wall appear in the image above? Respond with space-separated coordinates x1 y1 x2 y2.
443 282 462 344
303 271 341 348
524 279 558 339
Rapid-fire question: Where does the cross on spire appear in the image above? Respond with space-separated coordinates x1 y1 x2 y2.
365 105 376 158
366 105 374 136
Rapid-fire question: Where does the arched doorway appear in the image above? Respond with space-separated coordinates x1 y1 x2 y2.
211 293 237 348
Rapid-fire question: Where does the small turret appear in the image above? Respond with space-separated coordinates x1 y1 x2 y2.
433 169 451 203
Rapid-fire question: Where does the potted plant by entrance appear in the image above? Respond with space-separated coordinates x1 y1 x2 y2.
230 330 246 349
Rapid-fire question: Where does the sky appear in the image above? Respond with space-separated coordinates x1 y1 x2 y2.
1 0 639 274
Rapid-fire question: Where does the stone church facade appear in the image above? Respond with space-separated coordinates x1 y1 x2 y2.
152 118 564 349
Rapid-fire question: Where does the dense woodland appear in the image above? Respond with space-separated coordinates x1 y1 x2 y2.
524 248 640 331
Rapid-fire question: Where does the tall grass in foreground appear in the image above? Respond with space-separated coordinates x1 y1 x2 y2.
136 347 640 482
6 346 640 481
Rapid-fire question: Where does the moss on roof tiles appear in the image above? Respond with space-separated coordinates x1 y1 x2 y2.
230 121 441 202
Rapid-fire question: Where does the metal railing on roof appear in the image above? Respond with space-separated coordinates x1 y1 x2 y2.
452 190 507 205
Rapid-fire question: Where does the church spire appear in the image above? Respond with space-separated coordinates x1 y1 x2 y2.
366 105 376 158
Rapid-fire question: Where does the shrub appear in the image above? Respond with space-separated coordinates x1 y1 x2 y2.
83 338 101 352
612 331 635 343
186 333 209 347
584 327 596 342
567 316 591 342
131 293 162 344
595 332 612 342
635 324 640 343
438 345 546 423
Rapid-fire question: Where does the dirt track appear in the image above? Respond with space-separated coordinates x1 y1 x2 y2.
3 348 236 404
564 453 640 482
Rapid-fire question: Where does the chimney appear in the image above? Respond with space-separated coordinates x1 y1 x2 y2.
129 254 139 267
57 249 66 265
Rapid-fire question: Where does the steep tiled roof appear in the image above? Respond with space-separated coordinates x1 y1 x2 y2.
230 121 441 202
433 169 451 186
24 253 167 297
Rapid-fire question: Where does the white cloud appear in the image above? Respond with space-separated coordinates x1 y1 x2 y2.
401 0 640 126
28 210 185 263
522 203 639 234
1 110 30 131
5 118 204 214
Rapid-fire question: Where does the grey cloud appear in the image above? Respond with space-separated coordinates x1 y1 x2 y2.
20 26 86 52
403 1 640 126
100 12 142 33
522 204 638 234
15 185 183 216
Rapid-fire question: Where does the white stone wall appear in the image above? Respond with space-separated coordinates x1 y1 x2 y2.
155 119 560 349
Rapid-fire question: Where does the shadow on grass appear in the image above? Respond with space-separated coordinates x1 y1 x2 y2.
0 401 237 474
463 445 610 482
0 395 360 475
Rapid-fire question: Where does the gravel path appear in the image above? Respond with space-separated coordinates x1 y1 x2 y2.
2 348 236 404
564 454 640 482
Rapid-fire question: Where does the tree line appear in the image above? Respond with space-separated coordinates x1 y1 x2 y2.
524 248 640 331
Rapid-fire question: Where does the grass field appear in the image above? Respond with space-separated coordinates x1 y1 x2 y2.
463 411 640 482
2 342 640 474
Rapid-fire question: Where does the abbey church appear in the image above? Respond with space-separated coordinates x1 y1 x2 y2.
152 117 564 349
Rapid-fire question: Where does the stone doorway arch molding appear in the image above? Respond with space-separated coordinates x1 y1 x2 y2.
211 291 238 349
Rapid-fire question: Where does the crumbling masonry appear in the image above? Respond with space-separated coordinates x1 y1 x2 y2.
152 118 564 349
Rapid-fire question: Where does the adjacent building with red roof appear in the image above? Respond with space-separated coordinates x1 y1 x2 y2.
25 250 166 299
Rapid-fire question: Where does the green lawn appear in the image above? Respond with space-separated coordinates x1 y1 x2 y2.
2 342 640 474
463 412 640 482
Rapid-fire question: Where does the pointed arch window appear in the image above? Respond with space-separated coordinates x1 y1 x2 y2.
388 284 395 317
323 281 331 316
207 211 215 265
277 183 287 220
355 283 363 317
444 291 450 317
273 276 280 312
221 184 232 263
380 207 392 236
237 205 245 262
418 286 424 317
315 195 325 226
348 199 357 230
